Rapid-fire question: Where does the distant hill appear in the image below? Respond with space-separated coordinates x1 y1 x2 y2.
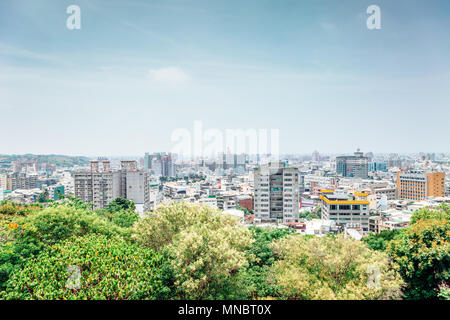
0 154 91 167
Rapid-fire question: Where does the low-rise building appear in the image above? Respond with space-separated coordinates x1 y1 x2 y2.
320 190 370 233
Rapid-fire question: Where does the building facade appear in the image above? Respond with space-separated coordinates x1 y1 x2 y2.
254 162 299 223
336 149 369 178
320 190 370 233
396 171 446 200
1 172 39 191
74 160 149 212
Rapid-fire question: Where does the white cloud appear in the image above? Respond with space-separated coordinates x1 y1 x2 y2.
147 66 189 84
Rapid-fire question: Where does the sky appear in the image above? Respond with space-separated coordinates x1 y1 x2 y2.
0 0 449 157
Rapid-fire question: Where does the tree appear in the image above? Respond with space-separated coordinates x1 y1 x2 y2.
95 198 139 228
48 196 93 211
243 227 296 298
104 198 136 213
272 234 404 300
1 234 170 300
236 205 252 216
133 202 254 299
387 217 449 300
37 189 49 203
110 210 139 228
0 206 125 290
363 229 404 251
410 203 450 225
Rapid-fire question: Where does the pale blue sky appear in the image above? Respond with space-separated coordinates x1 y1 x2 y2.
0 0 449 156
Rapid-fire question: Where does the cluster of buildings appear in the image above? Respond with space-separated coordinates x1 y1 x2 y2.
0 159 70 203
2 149 449 241
144 152 176 177
74 160 150 214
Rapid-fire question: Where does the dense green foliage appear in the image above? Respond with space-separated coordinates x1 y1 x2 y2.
273 235 404 299
37 189 49 203
1 234 170 299
0 204 126 291
134 202 254 299
243 227 296 298
363 229 404 251
236 205 252 216
0 199 448 300
298 206 321 221
387 218 449 300
410 203 450 225
0 201 43 216
96 198 139 228
361 204 449 300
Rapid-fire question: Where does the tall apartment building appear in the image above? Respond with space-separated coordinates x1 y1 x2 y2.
120 161 150 214
254 162 299 223
0 174 7 190
74 160 120 209
396 171 445 200
0 172 38 191
320 190 370 233
144 152 151 170
151 153 176 177
74 160 150 212
336 149 369 178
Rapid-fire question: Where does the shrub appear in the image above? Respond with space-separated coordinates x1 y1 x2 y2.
1 234 171 300
272 234 404 300
387 218 449 300
0 206 126 291
134 202 254 299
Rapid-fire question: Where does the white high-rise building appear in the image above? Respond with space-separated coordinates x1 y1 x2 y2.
254 162 299 223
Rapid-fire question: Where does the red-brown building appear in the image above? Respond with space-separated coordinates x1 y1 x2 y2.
237 195 253 212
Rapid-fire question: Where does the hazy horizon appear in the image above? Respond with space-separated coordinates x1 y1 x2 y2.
1 150 449 160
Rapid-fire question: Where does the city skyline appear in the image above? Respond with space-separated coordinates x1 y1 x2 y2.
1 149 449 159
1 0 449 156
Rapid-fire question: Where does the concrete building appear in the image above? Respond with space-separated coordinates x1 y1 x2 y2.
144 152 151 170
254 162 299 223
369 162 387 172
74 160 121 209
216 153 246 171
217 194 237 210
396 171 445 200
48 185 65 201
336 149 369 178
0 174 7 190
237 195 253 212
3 172 38 191
74 160 149 212
320 190 370 233
152 154 176 177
